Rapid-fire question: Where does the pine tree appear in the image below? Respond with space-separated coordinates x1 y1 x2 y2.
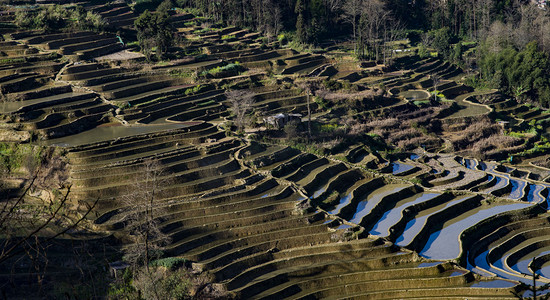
295 0 308 43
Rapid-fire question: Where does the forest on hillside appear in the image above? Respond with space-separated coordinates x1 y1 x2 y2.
157 0 550 107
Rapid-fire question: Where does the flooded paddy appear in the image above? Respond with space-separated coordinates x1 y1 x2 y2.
312 186 327 198
392 162 415 175
510 248 550 275
474 240 550 284
44 122 189 146
395 195 474 247
508 179 527 199
420 203 530 260
445 92 492 119
369 192 441 237
538 260 550 278
348 184 411 225
460 156 550 203
463 158 476 170
477 161 487 171
468 280 517 288
400 90 430 100
527 184 546 203
328 193 352 215
481 175 507 194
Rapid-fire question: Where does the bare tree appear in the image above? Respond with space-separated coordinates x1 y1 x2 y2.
0 151 97 297
324 0 344 13
1 156 95 266
359 0 390 61
383 17 405 66
284 120 300 139
120 158 171 271
298 81 318 140
535 9 550 53
514 3 539 49
226 89 255 133
271 3 283 36
342 0 363 57
118 158 173 300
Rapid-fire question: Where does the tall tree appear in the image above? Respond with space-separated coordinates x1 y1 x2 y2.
135 10 174 60
226 90 255 133
120 158 172 271
361 0 390 61
343 0 363 57
295 0 308 43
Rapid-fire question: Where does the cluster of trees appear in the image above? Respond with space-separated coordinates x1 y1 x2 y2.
174 0 405 61
478 41 550 107
15 5 105 32
341 0 404 63
471 1 550 107
134 8 174 60
171 0 517 45
395 0 550 108
176 0 299 38
175 0 346 40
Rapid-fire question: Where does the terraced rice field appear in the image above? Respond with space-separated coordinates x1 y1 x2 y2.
4 10 550 299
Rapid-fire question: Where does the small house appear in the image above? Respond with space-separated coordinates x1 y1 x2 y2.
263 113 302 129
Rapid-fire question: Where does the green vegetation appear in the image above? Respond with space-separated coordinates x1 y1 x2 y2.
135 9 174 60
199 62 243 78
184 84 209 95
0 143 43 174
108 266 193 300
221 34 235 40
0 58 26 64
15 5 105 32
478 41 550 107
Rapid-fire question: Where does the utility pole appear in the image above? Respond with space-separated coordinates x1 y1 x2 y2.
307 90 312 140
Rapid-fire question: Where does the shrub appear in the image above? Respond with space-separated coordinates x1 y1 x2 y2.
0 58 25 64
0 143 43 174
135 10 174 60
169 69 192 78
277 33 288 45
150 257 186 270
195 53 208 61
15 5 105 32
131 267 191 300
323 79 342 91
199 62 244 78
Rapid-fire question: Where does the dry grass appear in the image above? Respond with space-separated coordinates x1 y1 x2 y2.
449 118 502 151
397 135 440 151
442 116 529 159
321 137 345 151
387 128 421 144
343 105 445 151
321 88 384 102
532 157 550 169
366 118 399 129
